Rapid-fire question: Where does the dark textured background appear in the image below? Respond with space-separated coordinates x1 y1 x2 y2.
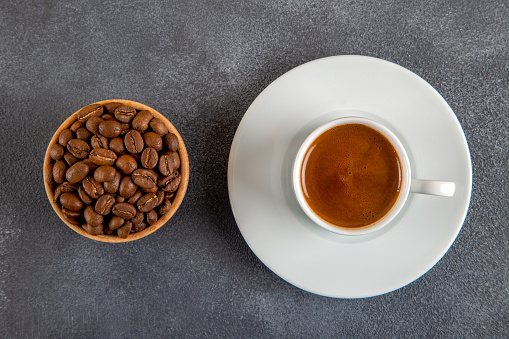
0 0 508 337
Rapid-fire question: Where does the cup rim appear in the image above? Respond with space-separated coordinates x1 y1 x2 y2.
43 99 190 243
292 116 411 235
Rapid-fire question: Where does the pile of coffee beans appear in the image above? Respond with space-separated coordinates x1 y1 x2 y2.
45 102 182 238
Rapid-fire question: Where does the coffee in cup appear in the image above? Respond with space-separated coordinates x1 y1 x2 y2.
292 117 455 235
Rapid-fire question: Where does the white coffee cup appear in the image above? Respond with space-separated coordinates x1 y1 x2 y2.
292 117 455 235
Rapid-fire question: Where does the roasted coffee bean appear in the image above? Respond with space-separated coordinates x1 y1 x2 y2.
63 215 82 227
82 177 105 199
104 171 121 193
76 127 92 140
114 105 137 123
63 152 78 166
117 221 132 238
132 221 146 232
119 176 137 198
164 133 179 152
66 161 90 184
86 116 104 135
137 192 159 212
116 195 125 203
103 102 123 114
91 134 109 149
131 211 144 225
62 207 82 218
63 215 81 225
125 130 144 153
132 110 152 131
84 205 103 227
116 154 138 175
158 199 172 215
62 211 79 225
159 172 181 192
70 121 82 133
150 118 168 135
164 192 175 200
82 223 104 235
89 148 117 166
77 103 103 122
108 216 124 230
108 215 125 230
67 139 90 159
132 169 158 189
109 137 125 154
95 194 115 215
66 213 83 227
143 132 163 151
54 181 77 202
127 190 143 205
94 166 116 182
141 147 158 169
99 120 122 138
101 114 115 120
45 163 56 189
53 160 67 184
166 151 181 170
49 144 65 160
166 174 181 193
141 186 159 194
155 190 165 207
159 154 175 177
158 172 173 188
60 193 83 211
158 152 179 177
58 129 73 147
78 186 93 205
60 181 77 192
112 202 136 219
105 227 115 235
146 210 158 225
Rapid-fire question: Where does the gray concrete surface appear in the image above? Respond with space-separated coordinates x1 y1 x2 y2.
0 0 507 337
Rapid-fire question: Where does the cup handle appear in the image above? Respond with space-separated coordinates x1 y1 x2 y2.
410 179 456 197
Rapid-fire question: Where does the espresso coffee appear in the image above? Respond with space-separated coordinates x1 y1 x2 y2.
301 124 402 228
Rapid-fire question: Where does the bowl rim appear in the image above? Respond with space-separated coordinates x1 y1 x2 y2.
43 99 190 243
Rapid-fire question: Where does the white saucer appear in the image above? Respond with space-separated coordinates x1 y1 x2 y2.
227 56 472 298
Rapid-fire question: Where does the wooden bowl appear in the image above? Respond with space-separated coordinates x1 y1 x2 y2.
43 99 189 243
